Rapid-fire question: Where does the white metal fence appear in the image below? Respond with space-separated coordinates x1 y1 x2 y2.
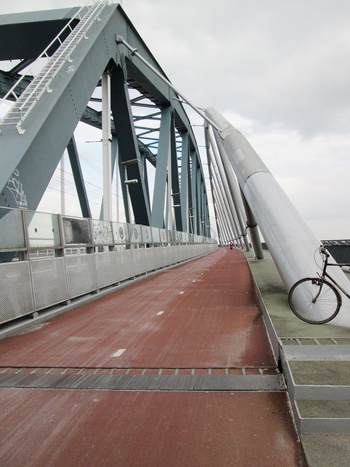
0 207 217 325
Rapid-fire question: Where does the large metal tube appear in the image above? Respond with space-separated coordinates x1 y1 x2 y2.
206 107 350 326
214 134 263 258
205 125 246 249
207 138 242 245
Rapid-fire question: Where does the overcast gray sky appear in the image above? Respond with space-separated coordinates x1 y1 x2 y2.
1 0 350 240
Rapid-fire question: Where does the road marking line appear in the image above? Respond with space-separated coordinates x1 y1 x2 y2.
112 348 126 357
157 311 164 316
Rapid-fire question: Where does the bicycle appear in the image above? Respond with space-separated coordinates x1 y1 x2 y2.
288 245 350 324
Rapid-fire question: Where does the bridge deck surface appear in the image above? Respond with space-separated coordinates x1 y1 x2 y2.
0 248 306 466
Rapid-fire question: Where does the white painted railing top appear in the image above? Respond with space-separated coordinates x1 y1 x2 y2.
0 1 110 134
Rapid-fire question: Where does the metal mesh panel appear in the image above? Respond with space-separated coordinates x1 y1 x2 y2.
160 246 169 266
0 244 218 326
188 245 195 259
188 244 195 258
165 245 177 265
144 248 157 271
151 247 163 269
159 246 169 267
65 254 98 298
131 248 147 276
115 249 134 281
95 252 118 289
171 246 179 263
179 245 187 262
0 262 34 324
182 245 190 261
31 257 69 310
194 245 201 257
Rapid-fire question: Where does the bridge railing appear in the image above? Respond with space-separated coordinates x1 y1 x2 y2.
0 207 217 327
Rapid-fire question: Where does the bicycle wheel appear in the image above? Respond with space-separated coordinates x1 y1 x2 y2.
288 277 341 324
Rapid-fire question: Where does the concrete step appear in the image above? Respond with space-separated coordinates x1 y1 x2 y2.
295 400 350 434
283 360 350 433
288 360 350 400
301 433 350 466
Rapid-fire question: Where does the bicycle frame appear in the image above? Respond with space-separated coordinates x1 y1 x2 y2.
318 249 350 300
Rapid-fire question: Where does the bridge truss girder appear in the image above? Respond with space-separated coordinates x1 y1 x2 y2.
0 3 210 235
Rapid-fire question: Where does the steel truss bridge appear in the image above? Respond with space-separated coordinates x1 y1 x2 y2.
0 1 349 327
0 1 214 236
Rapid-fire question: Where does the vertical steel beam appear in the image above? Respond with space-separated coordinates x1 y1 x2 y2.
151 106 172 228
110 65 150 226
170 123 182 231
199 179 207 236
190 151 197 234
180 132 190 232
141 152 151 212
102 71 112 221
166 132 173 230
67 136 91 218
196 168 202 234
60 155 65 216
118 153 130 223
99 135 119 221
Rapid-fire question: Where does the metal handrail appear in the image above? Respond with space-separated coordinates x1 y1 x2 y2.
0 0 110 134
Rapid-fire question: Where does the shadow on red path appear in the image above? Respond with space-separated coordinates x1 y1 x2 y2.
0 248 306 466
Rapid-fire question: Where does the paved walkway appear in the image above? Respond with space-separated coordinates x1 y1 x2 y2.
0 248 306 466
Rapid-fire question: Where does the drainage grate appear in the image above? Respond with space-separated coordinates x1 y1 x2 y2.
0 367 285 392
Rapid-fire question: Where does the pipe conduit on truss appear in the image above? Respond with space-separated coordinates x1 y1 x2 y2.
206 107 350 327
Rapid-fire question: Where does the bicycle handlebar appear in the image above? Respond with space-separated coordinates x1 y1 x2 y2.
320 245 330 258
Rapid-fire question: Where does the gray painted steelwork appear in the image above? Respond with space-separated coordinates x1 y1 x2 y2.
0 2 210 235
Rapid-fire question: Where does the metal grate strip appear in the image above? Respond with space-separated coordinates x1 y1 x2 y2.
0 372 285 392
